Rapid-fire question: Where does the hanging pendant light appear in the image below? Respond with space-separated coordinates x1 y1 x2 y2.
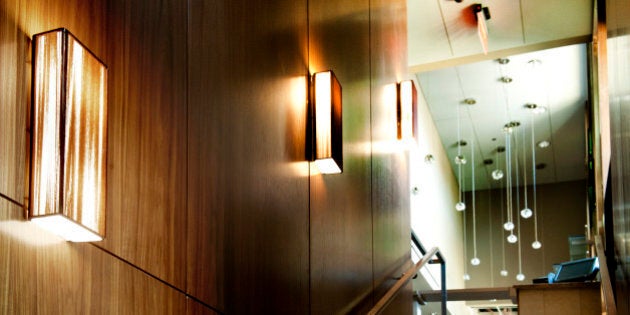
503 126 514 232
470 139 480 266
492 146 504 180
455 102 466 212
499 173 508 277
520 121 532 219
462 192 470 280
529 105 543 250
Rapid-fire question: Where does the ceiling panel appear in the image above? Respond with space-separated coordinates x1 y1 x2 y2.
407 0 453 67
521 0 592 44
417 44 588 191
408 0 592 70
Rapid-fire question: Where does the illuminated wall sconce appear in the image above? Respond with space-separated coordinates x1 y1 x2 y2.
29 28 107 242
397 80 417 140
311 70 342 174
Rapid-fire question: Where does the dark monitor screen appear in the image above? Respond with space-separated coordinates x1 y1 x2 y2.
554 257 599 283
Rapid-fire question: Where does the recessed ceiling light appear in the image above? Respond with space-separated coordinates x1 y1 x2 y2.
538 140 550 148
497 58 510 64
484 159 493 165
500 76 513 83
536 163 547 170
463 98 476 105
525 103 547 114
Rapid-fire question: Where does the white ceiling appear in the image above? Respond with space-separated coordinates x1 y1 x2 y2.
408 1 593 191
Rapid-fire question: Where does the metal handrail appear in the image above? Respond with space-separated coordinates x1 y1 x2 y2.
412 231 447 315
594 235 617 315
367 246 440 315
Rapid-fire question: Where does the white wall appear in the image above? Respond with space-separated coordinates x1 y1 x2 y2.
410 81 468 314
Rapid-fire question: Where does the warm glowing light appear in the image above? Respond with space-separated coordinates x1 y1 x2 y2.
313 71 342 174
532 241 542 249
30 28 107 242
32 215 102 242
397 80 416 140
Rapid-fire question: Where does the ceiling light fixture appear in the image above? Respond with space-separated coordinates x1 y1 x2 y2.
472 4 491 55
500 76 513 84
470 139 480 267
525 103 547 114
311 70 343 174
538 140 550 148
464 98 477 105
455 102 466 211
29 28 108 242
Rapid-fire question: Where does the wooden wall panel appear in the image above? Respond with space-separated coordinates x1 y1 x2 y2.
308 0 374 313
369 0 412 302
0 0 28 204
187 0 310 312
0 198 218 314
103 0 188 289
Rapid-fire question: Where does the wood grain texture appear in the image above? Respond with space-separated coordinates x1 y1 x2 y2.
0 0 28 203
0 197 218 314
308 0 374 312
369 0 411 303
103 0 188 289
187 0 310 312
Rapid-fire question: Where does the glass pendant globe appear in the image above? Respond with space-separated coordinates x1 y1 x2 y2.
520 208 533 218
516 273 525 281
503 221 514 231
500 270 508 277
463 274 470 281
491 169 504 180
507 234 518 243
454 155 467 165
470 257 480 266
532 241 542 249
455 202 466 211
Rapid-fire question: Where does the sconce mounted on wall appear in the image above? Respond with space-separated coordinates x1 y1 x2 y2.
397 80 417 141
29 28 107 242
310 70 342 174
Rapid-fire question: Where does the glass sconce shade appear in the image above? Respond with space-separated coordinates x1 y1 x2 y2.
397 80 416 140
312 71 342 174
30 28 107 242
